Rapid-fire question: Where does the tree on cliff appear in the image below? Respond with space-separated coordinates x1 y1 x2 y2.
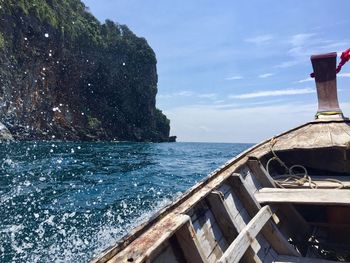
0 0 172 142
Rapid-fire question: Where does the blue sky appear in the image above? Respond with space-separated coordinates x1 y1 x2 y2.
82 0 350 143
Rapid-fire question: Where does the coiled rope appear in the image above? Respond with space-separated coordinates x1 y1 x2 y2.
266 137 345 189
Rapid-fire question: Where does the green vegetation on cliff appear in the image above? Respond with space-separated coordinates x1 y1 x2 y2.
1 0 97 40
0 0 171 142
0 0 152 48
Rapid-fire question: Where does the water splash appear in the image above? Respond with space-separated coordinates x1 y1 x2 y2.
0 142 250 262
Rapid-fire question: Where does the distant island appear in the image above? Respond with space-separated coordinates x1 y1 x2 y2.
0 0 175 142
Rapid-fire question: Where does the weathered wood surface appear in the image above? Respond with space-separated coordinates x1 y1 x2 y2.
279 175 350 189
247 158 277 188
263 121 350 151
278 180 350 189
191 207 226 261
229 175 299 257
248 120 350 160
255 188 350 205
188 198 230 262
210 187 265 263
206 191 238 244
274 255 350 263
106 214 190 263
175 221 209 263
228 174 262 217
218 205 273 263
94 119 350 263
245 159 311 255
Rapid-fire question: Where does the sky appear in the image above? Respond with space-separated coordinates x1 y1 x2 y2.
82 0 350 143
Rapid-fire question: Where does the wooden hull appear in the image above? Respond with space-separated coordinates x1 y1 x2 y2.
91 119 350 263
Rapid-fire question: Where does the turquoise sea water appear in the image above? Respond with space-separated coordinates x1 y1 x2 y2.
0 142 251 262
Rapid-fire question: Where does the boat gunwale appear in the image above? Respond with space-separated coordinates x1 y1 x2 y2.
90 119 350 263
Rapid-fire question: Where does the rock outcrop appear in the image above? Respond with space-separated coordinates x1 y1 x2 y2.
0 0 173 142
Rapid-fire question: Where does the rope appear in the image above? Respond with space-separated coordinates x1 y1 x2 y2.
310 48 350 78
315 111 343 120
315 111 343 118
266 138 346 189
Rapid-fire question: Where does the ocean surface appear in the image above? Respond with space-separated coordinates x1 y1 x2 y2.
0 142 251 263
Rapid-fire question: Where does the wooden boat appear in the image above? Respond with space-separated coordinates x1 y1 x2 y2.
91 52 350 263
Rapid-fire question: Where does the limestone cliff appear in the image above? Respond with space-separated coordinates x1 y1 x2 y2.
0 0 173 142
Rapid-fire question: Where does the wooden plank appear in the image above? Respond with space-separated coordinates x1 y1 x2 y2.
279 180 350 189
273 204 311 256
228 174 262 217
206 191 238 244
192 208 225 259
244 170 262 194
218 205 273 263
274 175 350 189
274 255 350 263
254 234 278 261
255 188 350 205
247 158 277 188
206 191 265 263
228 174 299 257
245 159 310 230
238 165 262 194
207 239 226 263
245 159 311 255
218 183 233 196
175 220 209 263
210 187 263 263
108 214 191 263
223 188 245 221
258 219 299 257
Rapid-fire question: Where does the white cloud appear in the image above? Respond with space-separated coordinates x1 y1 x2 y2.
166 101 350 143
289 33 316 47
297 77 313 83
157 94 172 99
230 88 315 99
245 34 274 45
165 102 318 143
338 73 350 78
287 33 317 58
225 75 243 80
158 90 194 99
258 73 274 78
274 32 349 69
198 93 217 99
275 60 299 69
177 91 193 96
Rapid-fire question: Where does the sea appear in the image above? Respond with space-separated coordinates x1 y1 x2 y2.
0 141 251 263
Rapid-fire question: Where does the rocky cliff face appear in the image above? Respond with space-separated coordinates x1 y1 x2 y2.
0 0 172 142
